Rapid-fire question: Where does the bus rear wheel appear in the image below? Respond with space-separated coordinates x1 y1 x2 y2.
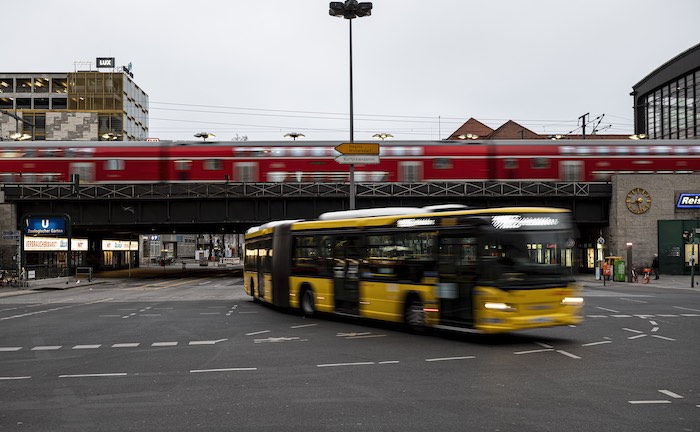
404 298 425 331
300 289 315 317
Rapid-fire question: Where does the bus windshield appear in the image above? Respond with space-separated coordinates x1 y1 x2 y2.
479 227 573 289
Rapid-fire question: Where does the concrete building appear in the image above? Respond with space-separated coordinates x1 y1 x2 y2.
0 63 148 141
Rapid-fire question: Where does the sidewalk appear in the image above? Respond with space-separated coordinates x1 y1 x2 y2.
578 273 700 290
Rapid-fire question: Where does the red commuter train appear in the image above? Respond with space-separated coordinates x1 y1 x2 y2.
1 139 699 184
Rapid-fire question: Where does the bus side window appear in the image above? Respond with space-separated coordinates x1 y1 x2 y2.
318 235 334 277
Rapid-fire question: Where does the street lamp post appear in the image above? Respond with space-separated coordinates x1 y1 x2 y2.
329 0 373 210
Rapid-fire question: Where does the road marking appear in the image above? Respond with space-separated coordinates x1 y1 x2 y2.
514 348 554 355
623 328 644 334
0 347 23 352
628 400 671 404
317 362 375 368
621 298 647 303
535 342 553 349
556 350 581 359
656 314 678 317
378 361 400 364
140 314 161 317
680 313 700 317
628 334 647 340
0 376 31 380
246 330 270 336
189 339 227 345
59 373 127 378
658 390 683 399
587 315 609 318
596 307 620 313
190 367 257 373
425 356 475 362
254 337 301 343
582 341 612 347
199 312 220 315
651 327 659 332
634 314 654 319
31 346 62 351
612 315 632 318
72 345 101 349
99 315 122 318
151 342 178 347
0 298 113 321
651 335 676 341
337 332 371 337
112 343 140 348
674 306 700 312
290 324 318 329
347 334 387 339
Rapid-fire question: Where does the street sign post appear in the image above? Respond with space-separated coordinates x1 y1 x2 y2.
334 143 380 155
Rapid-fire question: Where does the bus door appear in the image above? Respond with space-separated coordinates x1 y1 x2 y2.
437 232 478 326
332 235 362 315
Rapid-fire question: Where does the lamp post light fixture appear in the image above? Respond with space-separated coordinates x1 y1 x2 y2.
194 132 215 141
629 133 647 140
329 0 373 210
9 132 32 141
372 132 393 140
284 132 306 140
457 133 479 140
101 132 120 141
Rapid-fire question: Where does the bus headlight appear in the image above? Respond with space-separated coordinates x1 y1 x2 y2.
484 302 515 312
561 297 584 306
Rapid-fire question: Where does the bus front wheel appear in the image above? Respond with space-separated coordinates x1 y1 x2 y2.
300 289 316 317
404 297 425 331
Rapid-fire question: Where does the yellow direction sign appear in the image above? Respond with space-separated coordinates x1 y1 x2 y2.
334 143 380 155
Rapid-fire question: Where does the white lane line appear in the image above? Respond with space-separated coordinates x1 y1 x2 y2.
0 376 31 380
652 335 676 341
72 345 101 349
151 342 178 347
628 400 671 404
99 315 122 318
59 373 127 378
556 350 581 359
207 306 227 309
514 349 554 355
657 314 678 317
112 343 140 348
587 315 609 318
674 306 700 312
623 328 644 334
628 334 648 340
31 346 62 351
596 307 620 313
0 347 23 352
378 361 400 364
425 356 476 362
659 390 684 399
245 330 270 336
535 342 553 349
0 298 113 321
680 313 700 317
612 315 632 318
634 314 655 319
188 339 227 345
582 341 612 347
199 312 220 315
317 362 375 368
290 324 318 329
190 367 257 373
621 298 647 303
347 334 387 339
238 311 259 314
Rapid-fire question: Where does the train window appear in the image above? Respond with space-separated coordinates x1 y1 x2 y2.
531 157 550 169
104 159 125 170
310 147 327 157
503 158 518 169
174 160 192 171
560 161 583 181
433 158 453 169
235 162 258 182
399 162 422 182
203 159 223 170
291 147 306 157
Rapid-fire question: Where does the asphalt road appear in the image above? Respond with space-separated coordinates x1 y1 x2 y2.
1 269 699 431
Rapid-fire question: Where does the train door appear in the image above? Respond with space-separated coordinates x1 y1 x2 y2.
69 162 95 182
332 235 362 315
560 160 584 181
437 230 478 326
398 161 422 182
235 162 258 182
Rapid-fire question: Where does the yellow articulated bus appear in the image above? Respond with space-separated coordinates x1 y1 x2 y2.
244 205 583 334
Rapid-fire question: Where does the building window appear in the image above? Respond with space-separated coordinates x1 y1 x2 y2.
16 78 31 93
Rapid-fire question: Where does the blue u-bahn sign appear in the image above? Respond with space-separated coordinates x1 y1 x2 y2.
676 193 700 209
24 216 66 235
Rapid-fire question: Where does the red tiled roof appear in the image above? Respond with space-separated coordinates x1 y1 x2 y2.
447 118 494 140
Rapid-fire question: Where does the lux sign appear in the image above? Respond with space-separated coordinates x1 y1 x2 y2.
96 57 115 68
676 193 700 209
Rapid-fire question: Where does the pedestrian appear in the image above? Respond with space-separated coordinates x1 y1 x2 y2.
651 254 660 280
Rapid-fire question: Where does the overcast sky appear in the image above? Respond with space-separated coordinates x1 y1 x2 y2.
6 0 700 141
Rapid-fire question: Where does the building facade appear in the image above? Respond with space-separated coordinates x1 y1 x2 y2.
631 43 700 140
0 69 148 141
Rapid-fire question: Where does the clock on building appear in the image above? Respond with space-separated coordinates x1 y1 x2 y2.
625 188 651 214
